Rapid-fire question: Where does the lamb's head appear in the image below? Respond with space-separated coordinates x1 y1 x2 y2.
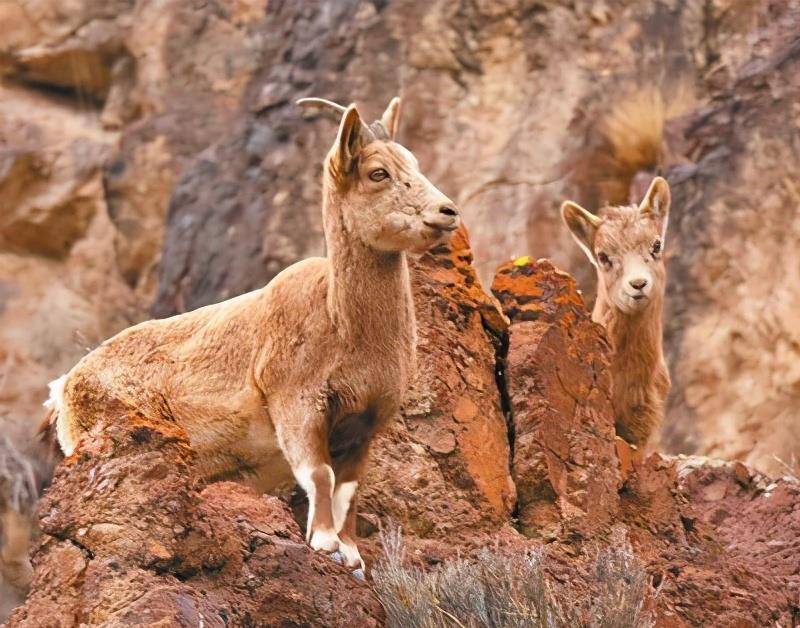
299 97 459 253
561 177 670 315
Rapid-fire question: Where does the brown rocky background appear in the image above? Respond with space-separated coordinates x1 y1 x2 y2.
1 0 799 624
2 0 798 477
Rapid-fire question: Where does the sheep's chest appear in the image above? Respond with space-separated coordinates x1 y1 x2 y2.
339 339 413 405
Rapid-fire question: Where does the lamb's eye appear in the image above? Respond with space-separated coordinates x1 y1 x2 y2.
651 239 662 256
369 168 389 182
597 251 611 267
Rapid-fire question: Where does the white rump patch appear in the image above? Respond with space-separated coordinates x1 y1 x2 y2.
44 374 75 456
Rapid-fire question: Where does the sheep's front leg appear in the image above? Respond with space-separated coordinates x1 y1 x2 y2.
330 444 373 573
299 464 340 552
272 412 341 555
333 484 363 572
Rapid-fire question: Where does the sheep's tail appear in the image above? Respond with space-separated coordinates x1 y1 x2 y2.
572 83 694 206
36 409 63 467
41 374 72 458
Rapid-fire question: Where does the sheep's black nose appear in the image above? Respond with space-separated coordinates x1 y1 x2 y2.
439 206 458 217
629 278 648 290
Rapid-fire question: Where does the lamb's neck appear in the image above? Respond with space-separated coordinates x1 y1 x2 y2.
325 210 414 344
593 286 664 366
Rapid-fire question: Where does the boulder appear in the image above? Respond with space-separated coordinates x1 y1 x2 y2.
492 258 621 541
359 226 515 545
6 416 383 627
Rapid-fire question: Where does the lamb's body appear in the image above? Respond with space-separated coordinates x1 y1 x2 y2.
593 277 670 447
562 177 672 450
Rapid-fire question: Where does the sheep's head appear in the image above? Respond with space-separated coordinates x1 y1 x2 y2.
299 97 459 253
561 177 670 315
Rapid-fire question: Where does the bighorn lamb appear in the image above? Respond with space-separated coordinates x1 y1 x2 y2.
45 97 460 571
561 177 671 449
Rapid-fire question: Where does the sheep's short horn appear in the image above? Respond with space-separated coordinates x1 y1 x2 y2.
297 97 377 142
296 97 348 118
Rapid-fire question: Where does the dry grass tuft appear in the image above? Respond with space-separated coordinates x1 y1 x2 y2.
372 524 653 628
0 435 38 516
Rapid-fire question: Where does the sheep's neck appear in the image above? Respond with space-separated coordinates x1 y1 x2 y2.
593 281 664 369
324 205 414 344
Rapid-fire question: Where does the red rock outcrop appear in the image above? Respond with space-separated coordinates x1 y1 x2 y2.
492 258 620 542
6 416 383 627
618 454 800 627
492 258 800 626
358 226 515 546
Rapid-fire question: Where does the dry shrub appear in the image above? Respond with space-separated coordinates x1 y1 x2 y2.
0 435 38 516
372 525 653 628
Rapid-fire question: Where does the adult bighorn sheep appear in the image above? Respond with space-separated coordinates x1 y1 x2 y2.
45 96 460 572
561 177 671 450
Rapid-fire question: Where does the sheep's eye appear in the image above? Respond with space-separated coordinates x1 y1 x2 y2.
369 168 389 182
651 239 662 256
597 252 611 267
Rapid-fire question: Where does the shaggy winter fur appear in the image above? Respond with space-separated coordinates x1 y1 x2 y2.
561 177 671 448
46 97 459 569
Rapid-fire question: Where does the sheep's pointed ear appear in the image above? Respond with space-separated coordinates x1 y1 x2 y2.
379 97 401 140
331 104 365 179
561 201 603 265
639 176 670 242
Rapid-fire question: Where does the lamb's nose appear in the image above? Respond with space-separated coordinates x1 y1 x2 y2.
439 205 458 217
629 278 648 290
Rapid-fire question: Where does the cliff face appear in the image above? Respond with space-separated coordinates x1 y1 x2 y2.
1 0 797 478
7 235 799 627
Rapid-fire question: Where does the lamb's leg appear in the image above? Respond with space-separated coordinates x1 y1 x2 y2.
273 416 341 555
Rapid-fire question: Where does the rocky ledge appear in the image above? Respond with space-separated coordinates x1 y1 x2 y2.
7 229 799 627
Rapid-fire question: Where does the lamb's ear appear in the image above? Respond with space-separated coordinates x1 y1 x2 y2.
331 104 365 179
639 176 670 242
561 201 603 265
379 97 401 140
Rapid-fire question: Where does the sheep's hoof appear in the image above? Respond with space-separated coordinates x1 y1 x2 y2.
351 567 365 580
329 550 345 565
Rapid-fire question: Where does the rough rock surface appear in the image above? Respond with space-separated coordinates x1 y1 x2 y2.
492 259 800 627
493 258 620 542
619 454 800 627
658 8 800 474
0 0 270 444
357 226 515 544
5 416 383 627
11 247 800 627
